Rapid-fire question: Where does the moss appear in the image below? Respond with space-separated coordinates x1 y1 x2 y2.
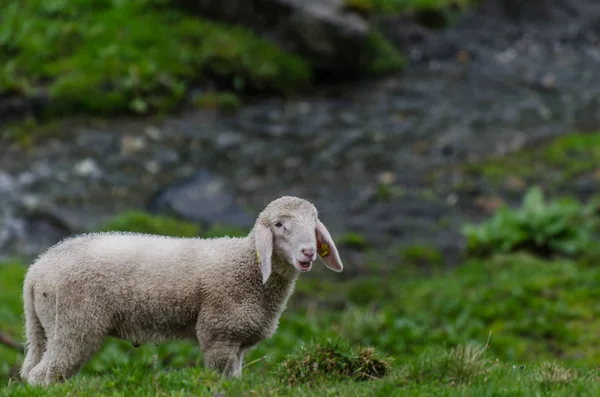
345 0 472 14
463 132 600 187
363 31 406 75
0 0 311 117
193 91 242 110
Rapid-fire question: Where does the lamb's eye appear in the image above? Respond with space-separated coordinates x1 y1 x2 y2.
274 221 283 228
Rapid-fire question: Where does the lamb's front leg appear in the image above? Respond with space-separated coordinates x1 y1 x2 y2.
201 340 243 377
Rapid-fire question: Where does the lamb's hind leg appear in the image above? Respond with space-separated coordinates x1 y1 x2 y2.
26 326 105 386
20 284 46 380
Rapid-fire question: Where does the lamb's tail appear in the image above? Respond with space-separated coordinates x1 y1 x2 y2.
20 282 46 380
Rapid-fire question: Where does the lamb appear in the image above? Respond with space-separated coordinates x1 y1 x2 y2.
19 196 344 386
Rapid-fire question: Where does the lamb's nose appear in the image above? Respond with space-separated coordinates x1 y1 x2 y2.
302 247 316 260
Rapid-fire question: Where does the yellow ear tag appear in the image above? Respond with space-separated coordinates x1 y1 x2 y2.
256 249 261 264
318 242 330 257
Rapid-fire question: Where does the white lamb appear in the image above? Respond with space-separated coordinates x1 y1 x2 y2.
20 196 343 386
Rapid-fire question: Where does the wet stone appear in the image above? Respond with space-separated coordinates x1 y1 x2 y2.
148 169 254 229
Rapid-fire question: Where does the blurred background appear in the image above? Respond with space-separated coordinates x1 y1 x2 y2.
2 0 600 392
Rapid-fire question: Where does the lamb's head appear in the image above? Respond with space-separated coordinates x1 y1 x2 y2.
254 196 343 284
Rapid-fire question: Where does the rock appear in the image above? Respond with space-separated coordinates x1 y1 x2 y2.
148 169 255 229
121 135 147 155
173 0 370 72
0 171 16 193
74 158 103 179
144 125 163 141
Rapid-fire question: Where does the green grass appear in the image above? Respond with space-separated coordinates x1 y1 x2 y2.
463 132 600 187
98 211 202 237
0 0 311 116
5 202 600 394
4 252 600 394
0 261 26 381
0 0 410 120
3 341 600 396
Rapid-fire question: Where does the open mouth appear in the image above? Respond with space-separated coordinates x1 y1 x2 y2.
297 261 312 271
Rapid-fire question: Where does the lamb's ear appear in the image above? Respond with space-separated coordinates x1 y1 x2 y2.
255 224 273 284
316 220 343 272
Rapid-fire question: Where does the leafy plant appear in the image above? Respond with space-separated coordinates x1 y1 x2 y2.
462 187 598 258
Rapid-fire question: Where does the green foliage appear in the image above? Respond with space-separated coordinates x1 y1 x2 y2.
99 211 201 237
400 244 443 269
462 187 598 257
346 0 472 29
276 339 390 386
98 211 248 239
345 0 472 14
363 31 406 75
193 91 242 110
329 253 600 365
201 224 247 239
0 0 311 116
464 131 600 185
339 232 369 250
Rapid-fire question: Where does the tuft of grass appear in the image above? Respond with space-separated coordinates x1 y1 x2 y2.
403 344 487 385
535 361 577 387
0 0 311 117
276 339 390 386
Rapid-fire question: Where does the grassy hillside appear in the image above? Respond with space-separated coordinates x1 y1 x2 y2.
0 0 411 119
2 187 600 395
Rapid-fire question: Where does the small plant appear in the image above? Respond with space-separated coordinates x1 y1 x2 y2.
462 187 598 258
276 339 390 386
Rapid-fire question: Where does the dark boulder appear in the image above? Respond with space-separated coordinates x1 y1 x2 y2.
148 169 255 229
